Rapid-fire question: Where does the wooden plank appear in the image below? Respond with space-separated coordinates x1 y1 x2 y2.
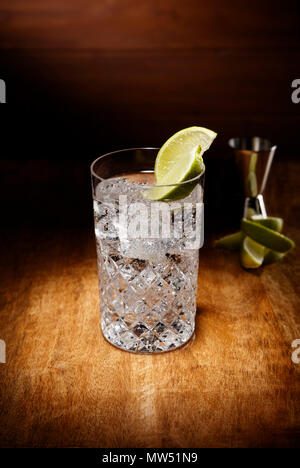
0 0 299 50
0 161 299 447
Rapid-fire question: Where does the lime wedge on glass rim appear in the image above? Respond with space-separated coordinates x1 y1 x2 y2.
143 127 217 201
240 236 266 269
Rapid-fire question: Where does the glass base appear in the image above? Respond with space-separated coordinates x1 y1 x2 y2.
101 320 195 354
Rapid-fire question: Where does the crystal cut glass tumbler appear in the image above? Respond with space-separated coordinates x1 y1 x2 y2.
91 148 205 353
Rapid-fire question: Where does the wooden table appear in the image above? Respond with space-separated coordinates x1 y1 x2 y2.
0 161 299 448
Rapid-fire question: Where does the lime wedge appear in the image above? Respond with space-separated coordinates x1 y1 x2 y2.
144 146 204 201
144 127 217 201
155 126 217 182
241 219 295 253
215 231 244 251
240 236 266 269
251 216 283 233
263 249 285 265
250 217 284 263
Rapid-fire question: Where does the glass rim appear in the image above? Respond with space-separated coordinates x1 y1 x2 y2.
90 147 205 188
228 136 277 151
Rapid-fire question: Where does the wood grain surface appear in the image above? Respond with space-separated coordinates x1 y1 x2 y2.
0 160 299 447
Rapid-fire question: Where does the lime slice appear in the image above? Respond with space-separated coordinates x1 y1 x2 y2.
241 219 295 253
250 217 284 263
263 249 285 265
155 126 217 183
144 146 203 201
144 127 217 201
215 231 244 251
251 216 283 233
240 236 266 269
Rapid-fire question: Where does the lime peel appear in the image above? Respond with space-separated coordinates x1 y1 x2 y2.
251 215 283 233
241 219 295 253
263 249 285 265
215 231 244 251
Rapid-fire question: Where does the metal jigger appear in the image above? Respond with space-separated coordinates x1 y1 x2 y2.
228 137 277 218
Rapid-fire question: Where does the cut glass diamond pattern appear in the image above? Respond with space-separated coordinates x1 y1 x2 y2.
131 323 149 337
94 183 200 353
98 237 199 353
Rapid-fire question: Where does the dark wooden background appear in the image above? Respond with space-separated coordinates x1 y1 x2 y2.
0 0 299 225
0 0 300 229
0 0 300 218
1 0 300 153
